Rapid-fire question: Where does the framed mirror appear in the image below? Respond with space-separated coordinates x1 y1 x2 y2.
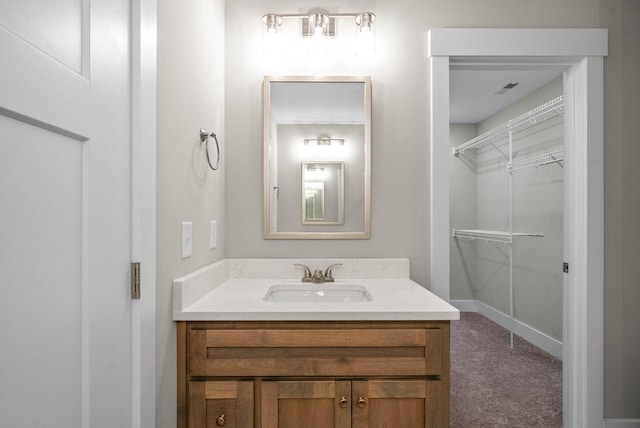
263 76 371 239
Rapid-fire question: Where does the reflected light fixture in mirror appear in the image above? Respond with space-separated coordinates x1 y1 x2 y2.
304 134 345 146
262 11 376 58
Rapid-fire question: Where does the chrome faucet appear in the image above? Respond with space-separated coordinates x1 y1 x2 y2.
322 263 342 282
294 263 342 283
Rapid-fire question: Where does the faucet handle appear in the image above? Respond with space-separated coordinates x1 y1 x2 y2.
323 263 342 282
294 264 312 282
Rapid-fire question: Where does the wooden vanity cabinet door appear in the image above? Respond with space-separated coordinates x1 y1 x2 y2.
261 380 351 428
351 380 444 428
188 380 253 428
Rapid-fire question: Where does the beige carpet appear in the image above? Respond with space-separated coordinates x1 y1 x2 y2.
450 312 562 427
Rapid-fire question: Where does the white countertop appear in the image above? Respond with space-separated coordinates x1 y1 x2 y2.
172 259 460 322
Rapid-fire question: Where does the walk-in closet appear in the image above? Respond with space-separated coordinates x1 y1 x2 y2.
449 76 564 357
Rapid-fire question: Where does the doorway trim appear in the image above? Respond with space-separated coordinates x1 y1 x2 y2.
131 0 157 427
428 28 607 427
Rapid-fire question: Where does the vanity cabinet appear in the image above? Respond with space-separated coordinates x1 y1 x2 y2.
177 321 450 428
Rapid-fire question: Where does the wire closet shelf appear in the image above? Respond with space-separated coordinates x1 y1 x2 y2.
452 229 544 244
452 96 564 173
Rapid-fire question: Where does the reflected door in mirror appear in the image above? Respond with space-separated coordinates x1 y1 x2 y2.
302 162 344 225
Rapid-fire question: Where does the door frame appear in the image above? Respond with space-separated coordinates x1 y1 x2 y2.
428 28 607 427
131 0 157 427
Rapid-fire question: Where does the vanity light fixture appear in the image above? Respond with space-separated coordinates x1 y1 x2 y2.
262 11 376 58
304 134 345 146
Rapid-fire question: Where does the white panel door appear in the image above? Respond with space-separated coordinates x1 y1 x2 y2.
0 1 134 427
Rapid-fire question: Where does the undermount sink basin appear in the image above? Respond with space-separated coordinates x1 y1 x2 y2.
263 284 373 303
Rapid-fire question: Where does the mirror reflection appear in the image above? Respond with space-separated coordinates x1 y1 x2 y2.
302 162 344 225
263 76 371 239
304 182 324 221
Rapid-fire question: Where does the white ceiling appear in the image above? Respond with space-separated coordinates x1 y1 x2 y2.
450 68 563 123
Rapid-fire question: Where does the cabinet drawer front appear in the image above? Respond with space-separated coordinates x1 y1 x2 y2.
203 329 427 347
189 326 444 377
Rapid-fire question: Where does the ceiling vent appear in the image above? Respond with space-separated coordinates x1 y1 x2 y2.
494 82 519 95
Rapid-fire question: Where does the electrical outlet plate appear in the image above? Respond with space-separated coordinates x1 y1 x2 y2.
209 220 217 249
181 222 192 258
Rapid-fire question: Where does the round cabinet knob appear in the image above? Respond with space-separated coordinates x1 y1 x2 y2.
339 396 348 407
216 414 226 426
357 397 366 408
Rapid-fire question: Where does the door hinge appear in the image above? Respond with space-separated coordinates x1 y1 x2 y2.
131 262 141 299
563 262 569 273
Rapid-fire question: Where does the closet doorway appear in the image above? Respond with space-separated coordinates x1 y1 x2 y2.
428 29 607 427
449 71 564 357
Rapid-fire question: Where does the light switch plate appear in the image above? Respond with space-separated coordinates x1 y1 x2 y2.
209 220 217 249
181 222 192 258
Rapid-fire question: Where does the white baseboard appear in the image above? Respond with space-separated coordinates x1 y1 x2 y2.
603 420 640 428
450 300 480 312
450 299 563 360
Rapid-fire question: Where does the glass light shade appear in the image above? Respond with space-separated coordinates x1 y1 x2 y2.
356 13 375 32
356 30 376 58
355 14 376 59
307 31 329 58
262 15 282 57
309 14 329 36
262 14 281 34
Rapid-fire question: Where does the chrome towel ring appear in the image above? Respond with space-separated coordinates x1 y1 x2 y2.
199 128 220 170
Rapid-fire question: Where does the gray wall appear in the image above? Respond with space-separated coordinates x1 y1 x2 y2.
225 0 432 283
449 124 478 301
156 0 225 426
153 0 640 424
